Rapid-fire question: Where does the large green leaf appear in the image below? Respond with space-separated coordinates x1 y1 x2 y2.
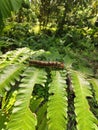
90 78 98 103
0 64 24 96
30 97 48 130
7 67 47 130
71 70 98 130
30 97 44 112
0 48 45 70
47 70 68 130
0 0 23 18
0 47 31 63
0 47 31 69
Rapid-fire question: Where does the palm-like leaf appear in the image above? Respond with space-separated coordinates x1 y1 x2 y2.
7 67 47 130
71 70 98 130
0 48 45 70
90 78 98 103
0 64 24 96
8 47 31 63
0 48 31 69
47 70 68 130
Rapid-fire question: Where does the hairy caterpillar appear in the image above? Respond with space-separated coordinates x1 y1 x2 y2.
29 60 64 69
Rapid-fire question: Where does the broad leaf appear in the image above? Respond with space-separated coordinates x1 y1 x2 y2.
71 70 98 130
0 48 45 70
0 64 24 96
90 78 98 103
47 70 68 130
7 67 47 130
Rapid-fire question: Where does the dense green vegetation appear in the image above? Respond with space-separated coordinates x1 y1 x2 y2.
0 0 98 130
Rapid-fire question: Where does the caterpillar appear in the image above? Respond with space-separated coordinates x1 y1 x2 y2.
29 60 65 69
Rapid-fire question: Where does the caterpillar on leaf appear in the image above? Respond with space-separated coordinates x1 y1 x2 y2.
29 60 64 69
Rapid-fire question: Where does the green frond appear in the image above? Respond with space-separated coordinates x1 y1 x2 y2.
38 115 47 130
0 48 46 70
90 78 98 103
30 97 44 112
71 70 98 130
30 97 48 130
37 102 47 130
5 47 30 63
0 47 31 69
0 64 24 96
7 67 47 130
47 70 68 130
0 50 13 70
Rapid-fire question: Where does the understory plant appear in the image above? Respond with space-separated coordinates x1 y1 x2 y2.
0 47 98 130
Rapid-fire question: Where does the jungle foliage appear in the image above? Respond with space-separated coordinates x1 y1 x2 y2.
0 0 98 130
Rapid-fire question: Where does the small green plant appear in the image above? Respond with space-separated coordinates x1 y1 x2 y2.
0 47 98 130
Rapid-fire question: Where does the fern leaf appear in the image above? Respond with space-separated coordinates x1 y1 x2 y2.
38 114 47 130
90 78 98 103
0 48 45 70
0 50 13 70
7 47 31 63
37 102 47 130
30 97 44 112
71 70 98 130
0 48 31 70
47 70 68 130
7 67 47 130
30 97 48 130
0 64 24 96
